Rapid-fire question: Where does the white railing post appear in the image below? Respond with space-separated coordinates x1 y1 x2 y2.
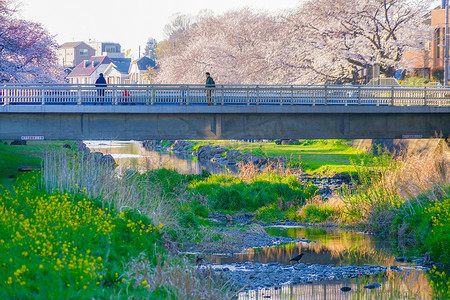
113 88 118 105
280 89 283 106
391 86 394 106
40 87 45 105
186 85 190 105
290 85 294 105
376 88 380 106
146 88 149 105
5 87 9 105
357 86 361 105
180 86 184 105
221 85 225 105
324 85 328 105
423 87 427 106
256 85 260 105
246 88 250 106
77 87 82 105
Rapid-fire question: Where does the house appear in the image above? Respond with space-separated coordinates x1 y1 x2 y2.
103 58 132 84
66 56 113 84
88 41 125 59
128 56 157 84
57 42 96 67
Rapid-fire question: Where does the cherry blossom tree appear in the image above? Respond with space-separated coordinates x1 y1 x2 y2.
154 1 432 84
155 9 280 84
281 0 433 83
0 0 64 83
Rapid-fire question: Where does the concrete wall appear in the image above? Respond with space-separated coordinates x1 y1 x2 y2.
0 110 448 140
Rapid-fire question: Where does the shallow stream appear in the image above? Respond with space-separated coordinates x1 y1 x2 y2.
206 226 433 299
85 140 438 299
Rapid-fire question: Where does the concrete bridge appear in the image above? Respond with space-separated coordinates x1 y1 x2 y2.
0 84 449 140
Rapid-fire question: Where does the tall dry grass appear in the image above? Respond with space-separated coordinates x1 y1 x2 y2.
40 150 182 228
124 252 234 299
336 148 450 225
236 161 302 181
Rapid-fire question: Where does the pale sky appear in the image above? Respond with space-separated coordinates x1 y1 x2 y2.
18 0 302 58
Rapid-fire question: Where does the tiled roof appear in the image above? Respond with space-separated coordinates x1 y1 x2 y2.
59 42 94 51
59 42 83 48
67 56 113 78
111 61 131 74
132 56 157 71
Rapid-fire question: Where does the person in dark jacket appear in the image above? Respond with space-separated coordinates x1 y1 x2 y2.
95 73 107 104
205 72 215 105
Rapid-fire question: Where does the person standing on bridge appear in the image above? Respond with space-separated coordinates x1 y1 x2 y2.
95 73 107 105
205 72 215 106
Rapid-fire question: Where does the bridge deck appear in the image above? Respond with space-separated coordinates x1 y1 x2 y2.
1 84 449 107
1 85 449 140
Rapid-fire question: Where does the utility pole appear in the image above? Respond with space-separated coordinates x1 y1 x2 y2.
445 0 449 86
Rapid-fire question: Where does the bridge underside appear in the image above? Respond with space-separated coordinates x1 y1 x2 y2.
0 112 448 140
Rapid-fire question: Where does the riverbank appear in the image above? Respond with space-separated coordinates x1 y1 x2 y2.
143 139 371 175
1 139 448 298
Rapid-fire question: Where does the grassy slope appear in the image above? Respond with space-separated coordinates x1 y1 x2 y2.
193 139 368 174
0 140 74 187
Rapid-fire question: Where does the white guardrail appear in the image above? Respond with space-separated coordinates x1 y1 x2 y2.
0 84 450 106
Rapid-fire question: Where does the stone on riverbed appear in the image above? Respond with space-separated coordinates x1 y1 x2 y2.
205 262 388 291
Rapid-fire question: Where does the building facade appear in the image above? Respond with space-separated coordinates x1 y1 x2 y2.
57 42 96 68
405 7 447 80
66 56 113 84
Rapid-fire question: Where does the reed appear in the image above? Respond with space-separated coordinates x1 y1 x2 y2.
124 252 234 299
40 150 184 229
337 148 449 225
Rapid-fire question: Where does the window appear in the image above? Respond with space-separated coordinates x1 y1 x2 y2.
80 49 88 56
435 28 441 59
105 46 116 53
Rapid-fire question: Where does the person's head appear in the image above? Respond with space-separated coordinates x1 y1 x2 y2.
99 73 104 77
205 72 210 77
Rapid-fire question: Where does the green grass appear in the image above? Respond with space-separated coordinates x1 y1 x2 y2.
192 139 370 174
0 140 75 187
188 172 317 222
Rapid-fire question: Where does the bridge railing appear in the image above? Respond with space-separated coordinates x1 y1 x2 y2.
0 84 449 106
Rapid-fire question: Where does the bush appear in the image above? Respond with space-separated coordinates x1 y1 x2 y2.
188 173 317 212
144 168 200 195
392 193 450 267
255 203 284 222
300 203 335 223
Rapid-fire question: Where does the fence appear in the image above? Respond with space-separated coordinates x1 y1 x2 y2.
0 84 449 106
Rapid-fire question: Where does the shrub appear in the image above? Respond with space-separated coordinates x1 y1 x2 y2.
299 203 335 223
255 203 284 222
188 173 317 212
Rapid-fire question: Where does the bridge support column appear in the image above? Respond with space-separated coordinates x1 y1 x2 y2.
211 114 221 137
343 114 350 137
81 114 89 137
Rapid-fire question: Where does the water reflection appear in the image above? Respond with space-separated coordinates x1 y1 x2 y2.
207 227 396 267
238 271 431 300
84 140 231 174
204 227 432 299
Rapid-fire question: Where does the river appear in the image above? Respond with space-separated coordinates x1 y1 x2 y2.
84 140 230 174
85 140 440 299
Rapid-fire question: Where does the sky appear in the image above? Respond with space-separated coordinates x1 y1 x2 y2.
18 0 302 58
